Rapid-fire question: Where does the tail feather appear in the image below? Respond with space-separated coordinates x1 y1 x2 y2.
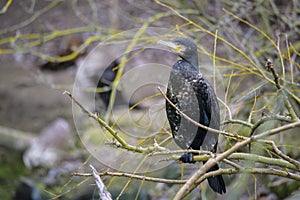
206 163 226 194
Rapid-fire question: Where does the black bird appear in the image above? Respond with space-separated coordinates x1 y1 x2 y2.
159 38 226 194
96 51 143 112
96 59 120 110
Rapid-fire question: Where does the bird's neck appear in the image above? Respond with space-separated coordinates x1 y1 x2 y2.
180 56 198 68
190 58 198 68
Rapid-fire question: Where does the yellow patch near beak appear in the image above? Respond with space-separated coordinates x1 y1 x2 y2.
158 40 182 53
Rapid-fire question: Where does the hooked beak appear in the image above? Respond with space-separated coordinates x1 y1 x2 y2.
158 40 181 53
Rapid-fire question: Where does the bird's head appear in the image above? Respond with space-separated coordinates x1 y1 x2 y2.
158 37 198 67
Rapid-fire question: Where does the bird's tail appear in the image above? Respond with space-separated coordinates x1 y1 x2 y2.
206 163 226 194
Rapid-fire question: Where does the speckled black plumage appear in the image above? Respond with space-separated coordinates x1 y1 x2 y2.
165 38 226 194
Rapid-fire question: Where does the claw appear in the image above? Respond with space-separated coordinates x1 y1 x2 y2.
179 153 196 163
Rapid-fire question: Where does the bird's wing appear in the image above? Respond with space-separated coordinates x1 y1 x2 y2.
193 75 220 152
166 64 201 149
166 87 182 141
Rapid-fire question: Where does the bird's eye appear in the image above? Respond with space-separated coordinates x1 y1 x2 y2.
179 45 186 52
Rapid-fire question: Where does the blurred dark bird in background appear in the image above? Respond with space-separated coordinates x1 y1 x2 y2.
95 48 174 112
95 54 142 112
96 59 120 110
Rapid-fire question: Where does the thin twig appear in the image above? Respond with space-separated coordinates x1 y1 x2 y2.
265 59 299 121
0 0 12 14
149 149 213 156
265 59 281 90
222 119 253 128
223 158 242 169
250 114 293 136
263 140 300 169
195 168 300 185
63 91 166 153
73 171 187 184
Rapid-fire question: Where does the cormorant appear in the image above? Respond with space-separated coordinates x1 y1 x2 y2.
96 50 145 112
96 59 120 110
159 38 226 194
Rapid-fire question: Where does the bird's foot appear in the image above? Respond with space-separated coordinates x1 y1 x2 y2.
179 153 196 163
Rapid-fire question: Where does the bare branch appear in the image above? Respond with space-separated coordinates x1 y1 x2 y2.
265 59 281 90
63 91 166 153
73 171 187 184
222 119 253 128
90 165 112 200
264 59 299 121
195 168 300 185
263 140 300 169
228 152 299 171
250 114 293 136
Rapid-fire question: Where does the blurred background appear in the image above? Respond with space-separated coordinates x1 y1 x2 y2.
0 0 299 199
